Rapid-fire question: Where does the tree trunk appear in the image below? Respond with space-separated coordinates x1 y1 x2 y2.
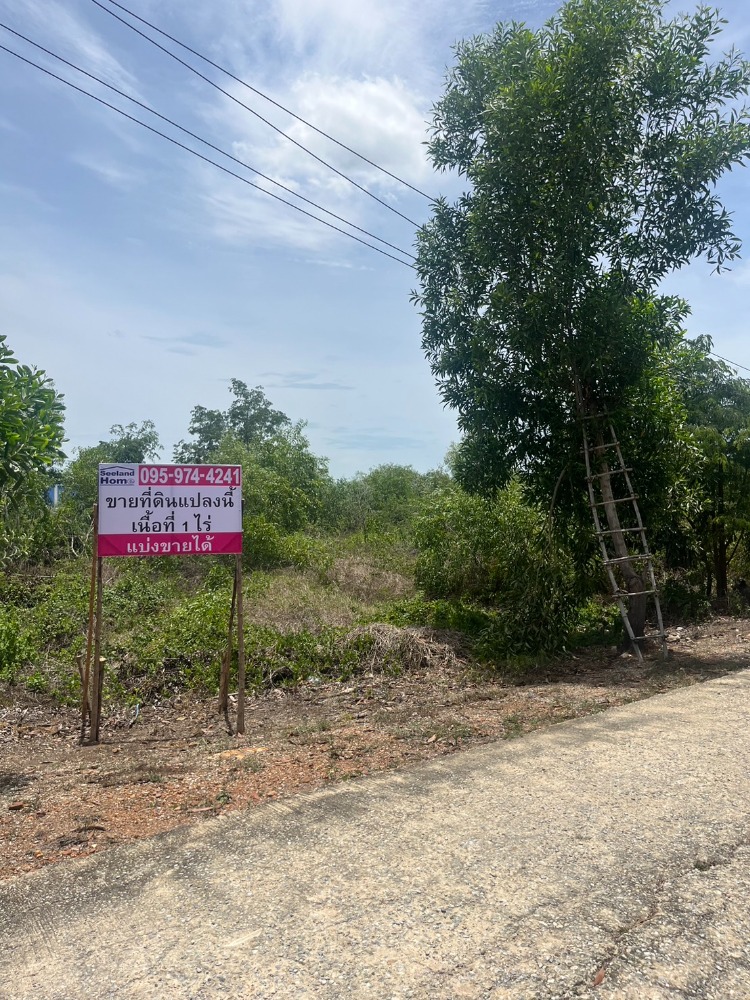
596 444 646 651
714 474 728 611
714 532 728 611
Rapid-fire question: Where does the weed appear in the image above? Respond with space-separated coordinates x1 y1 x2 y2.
25 671 49 695
502 714 524 739
0 607 33 683
236 756 265 774
290 718 331 737
138 770 164 784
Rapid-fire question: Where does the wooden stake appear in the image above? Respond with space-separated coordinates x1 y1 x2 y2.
80 505 98 745
219 566 237 716
236 554 245 735
89 557 104 744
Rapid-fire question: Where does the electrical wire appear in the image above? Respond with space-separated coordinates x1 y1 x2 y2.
96 0 435 202
0 43 416 268
709 351 750 374
89 0 423 228
0 22 416 261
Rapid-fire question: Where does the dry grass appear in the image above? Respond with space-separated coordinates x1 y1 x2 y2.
324 557 415 604
244 558 415 633
244 568 372 630
2 616 749 881
337 623 464 674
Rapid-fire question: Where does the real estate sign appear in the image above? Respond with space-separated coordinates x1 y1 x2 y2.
97 464 243 557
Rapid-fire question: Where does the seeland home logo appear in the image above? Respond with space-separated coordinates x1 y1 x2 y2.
99 465 136 486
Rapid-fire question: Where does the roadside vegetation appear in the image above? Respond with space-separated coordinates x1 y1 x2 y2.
3 0 750 714
1 362 749 713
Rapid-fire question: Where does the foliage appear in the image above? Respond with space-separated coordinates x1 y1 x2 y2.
0 335 65 498
412 481 580 654
215 424 330 536
0 337 65 566
55 421 162 553
0 606 34 684
174 380 291 463
322 464 451 536
571 599 622 646
666 337 750 603
122 588 233 695
0 469 64 567
415 0 750 515
659 572 711 622
25 564 90 655
242 515 332 572
384 592 618 662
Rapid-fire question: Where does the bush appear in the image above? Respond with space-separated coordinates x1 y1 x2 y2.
660 573 711 622
572 599 622 646
320 465 450 535
412 481 580 656
243 515 331 573
0 607 33 683
25 563 89 655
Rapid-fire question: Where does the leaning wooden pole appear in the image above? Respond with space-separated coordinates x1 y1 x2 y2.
219 567 237 717
88 556 104 744
80 505 99 744
236 554 245 735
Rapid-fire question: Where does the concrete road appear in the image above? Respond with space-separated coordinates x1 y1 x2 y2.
2 670 749 999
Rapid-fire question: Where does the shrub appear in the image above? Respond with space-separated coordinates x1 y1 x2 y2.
243 515 331 572
0 607 33 683
660 573 711 622
412 481 580 655
120 588 232 696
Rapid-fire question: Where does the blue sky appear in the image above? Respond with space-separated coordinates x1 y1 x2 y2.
2 0 750 478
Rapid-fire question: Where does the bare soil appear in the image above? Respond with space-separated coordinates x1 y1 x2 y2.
2 616 749 882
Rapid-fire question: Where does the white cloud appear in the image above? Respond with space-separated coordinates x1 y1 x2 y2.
257 74 432 190
273 0 401 65
70 151 144 190
1 0 140 96
191 72 432 254
197 167 342 253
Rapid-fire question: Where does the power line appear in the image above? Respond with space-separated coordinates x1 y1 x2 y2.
709 351 750 375
89 0 423 228
97 0 435 202
0 43 416 268
0 22 415 262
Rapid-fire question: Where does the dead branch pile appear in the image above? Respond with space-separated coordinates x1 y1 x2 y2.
337 623 466 675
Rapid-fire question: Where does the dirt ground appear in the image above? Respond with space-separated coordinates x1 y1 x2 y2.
2 616 749 882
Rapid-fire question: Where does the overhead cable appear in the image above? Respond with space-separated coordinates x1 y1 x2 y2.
0 44 416 268
89 0 422 228
708 351 750 374
96 0 435 202
0 23 415 261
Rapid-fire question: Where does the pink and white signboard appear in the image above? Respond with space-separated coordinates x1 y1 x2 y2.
97 464 243 558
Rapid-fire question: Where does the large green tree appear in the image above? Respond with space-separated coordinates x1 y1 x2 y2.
0 334 64 499
667 337 750 605
0 335 65 566
174 380 290 464
58 421 161 551
415 0 750 643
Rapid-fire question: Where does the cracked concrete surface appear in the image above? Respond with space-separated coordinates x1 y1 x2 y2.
1 670 749 999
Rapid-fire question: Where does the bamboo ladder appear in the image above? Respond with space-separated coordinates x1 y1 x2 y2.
578 410 668 662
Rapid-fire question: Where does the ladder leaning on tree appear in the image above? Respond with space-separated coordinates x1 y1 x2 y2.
575 391 668 662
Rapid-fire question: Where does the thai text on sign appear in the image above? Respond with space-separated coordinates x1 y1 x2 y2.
97 464 243 557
